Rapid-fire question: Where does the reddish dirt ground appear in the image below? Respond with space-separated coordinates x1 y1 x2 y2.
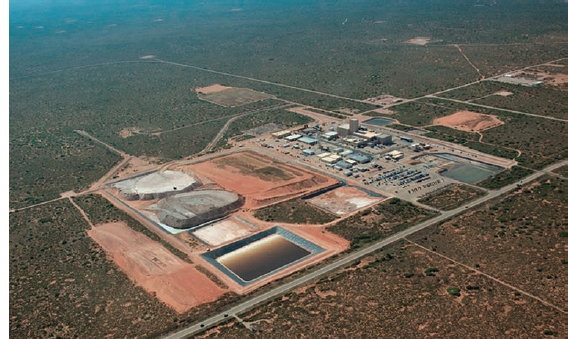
184 151 337 208
88 222 225 313
433 111 504 132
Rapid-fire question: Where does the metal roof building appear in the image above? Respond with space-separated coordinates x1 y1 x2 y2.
285 134 303 141
347 153 371 164
298 136 318 145
335 160 353 169
303 149 316 156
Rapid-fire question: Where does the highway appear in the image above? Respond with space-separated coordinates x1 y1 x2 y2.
163 160 566 339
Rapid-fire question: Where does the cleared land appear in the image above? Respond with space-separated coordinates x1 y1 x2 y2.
254 198 338 225
418 184 487 210
197 86 274 107
192 218 255 247
185 151 336 208
432 111 504 132
409 176 567 310
197 240 565 338
327 198 439 248
307 186 384 216
89 222 225 313
403 37 431 45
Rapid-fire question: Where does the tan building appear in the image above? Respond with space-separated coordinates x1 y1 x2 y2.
272 130 291 139
337 124 350 137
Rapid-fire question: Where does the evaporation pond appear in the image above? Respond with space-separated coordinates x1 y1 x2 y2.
364 117 395 126
217 234 310 282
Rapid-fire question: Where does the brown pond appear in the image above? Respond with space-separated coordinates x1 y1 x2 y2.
217 234 310 282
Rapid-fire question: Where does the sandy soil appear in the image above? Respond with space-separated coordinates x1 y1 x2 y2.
195 84 232 95
307 186 384 216
494 90 513 97
192 218 254 247
404 37 431 45
88 222 225 313
433 111 504 132
183 151 336 208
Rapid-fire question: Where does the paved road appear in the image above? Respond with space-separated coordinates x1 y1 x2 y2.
164 160 566 339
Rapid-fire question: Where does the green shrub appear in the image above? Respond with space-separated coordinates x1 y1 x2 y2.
425 267 439 276
447 286 461 296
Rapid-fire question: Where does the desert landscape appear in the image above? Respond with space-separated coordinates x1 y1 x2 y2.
9 1 567 338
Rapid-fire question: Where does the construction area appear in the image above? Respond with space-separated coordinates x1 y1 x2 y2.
431 111 504 132
179 151 337 208
102 149 350 308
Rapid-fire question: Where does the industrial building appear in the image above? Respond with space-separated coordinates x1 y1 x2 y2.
337 124 350 137
353 131 378 141
321 131 339 141
303 149 316 156
345 159 357 166
298 136 318 145
347 153 371 164
349 119 359 134
337 119 361 137
386 150 404 160
321 154 342 164
376 133 393 145
285 134 303 142
271 130 291 139
335 160 353 169
343 136 367 148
